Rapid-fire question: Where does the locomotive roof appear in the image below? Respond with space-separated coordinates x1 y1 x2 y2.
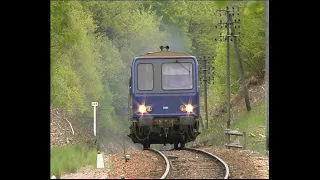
137 51 194 59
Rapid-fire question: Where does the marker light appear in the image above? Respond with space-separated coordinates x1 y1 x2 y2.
139 105 146 114
146 106 152 112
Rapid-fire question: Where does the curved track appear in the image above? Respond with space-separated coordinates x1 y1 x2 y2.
147 148 170 179
148 147 229 179
184 148 229 179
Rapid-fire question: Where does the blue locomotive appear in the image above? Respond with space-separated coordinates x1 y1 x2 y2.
128 46 201 150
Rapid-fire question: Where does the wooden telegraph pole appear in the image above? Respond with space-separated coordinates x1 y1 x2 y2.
215 7 232 129
198 56 215 130
203 56 209 130
215 6 251 129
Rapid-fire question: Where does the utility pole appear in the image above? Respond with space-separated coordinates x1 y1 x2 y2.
214 5 251 130
203 56 208 130
215 6 232 129
198 56 215 130
226 7 231 129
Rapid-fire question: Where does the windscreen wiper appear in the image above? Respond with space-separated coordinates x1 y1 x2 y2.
176 59 191 82
175 59 190 74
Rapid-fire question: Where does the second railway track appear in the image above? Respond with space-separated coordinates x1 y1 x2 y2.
148 147 229 179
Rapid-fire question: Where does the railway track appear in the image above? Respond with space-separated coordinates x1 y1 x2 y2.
148 147 229 179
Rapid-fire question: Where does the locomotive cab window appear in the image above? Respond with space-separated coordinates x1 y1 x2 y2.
162 62 193 90
137 63 154 91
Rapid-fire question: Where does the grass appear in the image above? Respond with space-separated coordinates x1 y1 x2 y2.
231 98 267 154
195 97 267 154
50 144 97 178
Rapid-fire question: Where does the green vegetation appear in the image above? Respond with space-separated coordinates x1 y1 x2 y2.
50 145 97 178
231 98 266 153
51 0 266 134
196 97 266 154
51 0 267 155
206 0 265 110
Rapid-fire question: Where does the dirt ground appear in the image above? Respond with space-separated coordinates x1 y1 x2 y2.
61 146 268 179
199 146 269 179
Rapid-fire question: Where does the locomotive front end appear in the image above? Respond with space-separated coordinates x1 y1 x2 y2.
128 49 201 150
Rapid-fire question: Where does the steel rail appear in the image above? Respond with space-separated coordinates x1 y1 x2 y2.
184 147 230 179
148 148 170 179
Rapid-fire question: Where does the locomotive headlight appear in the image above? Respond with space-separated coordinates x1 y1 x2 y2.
138 105 152 113
180 104 194 112
139 105 147 114
185 104 193 112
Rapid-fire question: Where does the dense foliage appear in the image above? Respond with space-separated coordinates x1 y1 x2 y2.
50 0 266 140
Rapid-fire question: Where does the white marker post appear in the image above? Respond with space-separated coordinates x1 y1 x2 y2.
91 102 98 136
92 102 104 169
